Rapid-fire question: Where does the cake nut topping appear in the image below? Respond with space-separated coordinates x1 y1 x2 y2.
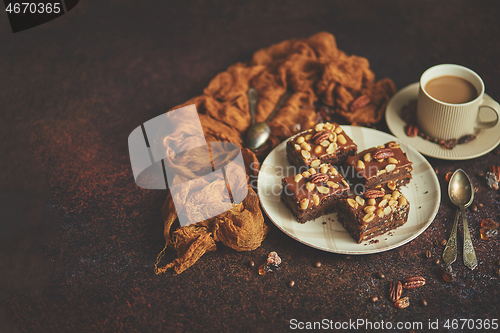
388 157 399 164
312 194 320 206
347 198 358 209
373 148 395 160
302 171 311 178
383 194 392 200
377 169 386 176
305 134 312 141
357 160 366 170
314 146 322 154
306 182 315 191
376 208 384 218
315 123 324 132
387 142 400 149
301 150 311 159
311 159 321 168
367 198 376 206
312 130 331 144
324 122 333 130
378 199 388 208
330 167 338 175
320 165 329 174
320 140 330 147
294 174 303 182
317 186 330 194
363 153 372 162
294 144 301 151
364 206 376 213
326 142 337 154
310 173 329 184
309 168 316 175
296 136 305 144
337 134 347 145
329 132 337 142
399 196 407 207
355 196 365 206
364 189 385 199
392 191 401 199
327 181 339 188
385 164 396 172
301 142 311 151
363 212 375 223
387 181 397 191
300 198 309 210
384 206 393 216
334 126 343 134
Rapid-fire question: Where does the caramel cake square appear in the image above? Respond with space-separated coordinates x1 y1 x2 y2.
281 164 350 224
336 186 410 243
344 141 412 191
286 122 357 170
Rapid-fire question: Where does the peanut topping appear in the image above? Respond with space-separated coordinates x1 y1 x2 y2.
334 126 343 134
315 123 324 132
320 140 330 147
306 182 315 191
309 168 316 175
385 164 396 172
383 206 392 216
387 181 397 191
326 142 337 154
329 132 337 142
355 196 365 206
357 160 365 170
300 198 309 210
314 146 322 154
363 212 375 223
294 144 301 151
317 186 330 194
296 136 305 144
320 165 329 174
367 198 376 206
399 196 407 207
305 134 312 140
388 157 399 164
301 142 311 151
364 205 376 213
327 181 339 188
376 208 385 218
294 174 303 182
330 167 338 176
311 159 321 168
337 134 347 145
313 194 320 206
302 171 311 178
392 191 400 199
378 199 388 208
301 150 311 159
363 153 372 162
324 122 333 130
347 198 358 209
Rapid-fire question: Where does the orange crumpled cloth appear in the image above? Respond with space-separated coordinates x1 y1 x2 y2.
156 32 395 274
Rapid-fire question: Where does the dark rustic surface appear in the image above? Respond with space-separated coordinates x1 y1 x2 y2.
1 1 500 332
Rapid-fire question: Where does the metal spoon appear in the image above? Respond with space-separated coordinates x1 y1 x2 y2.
444 169 478 270
245 88 291 151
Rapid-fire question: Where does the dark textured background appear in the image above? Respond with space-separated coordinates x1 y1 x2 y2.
1 1 499 332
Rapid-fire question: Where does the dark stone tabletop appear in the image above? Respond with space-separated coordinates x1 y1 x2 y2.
1 1 499 332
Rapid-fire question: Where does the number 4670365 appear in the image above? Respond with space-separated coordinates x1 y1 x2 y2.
5 2 61 14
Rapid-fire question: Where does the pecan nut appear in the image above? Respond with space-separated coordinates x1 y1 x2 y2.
405 123 419 137
309 173 329 184
389 280 402 303
402 276 426 289
350 95 371 112
373 148 395 160
490 165 500 181
312 130 331 145
364 189 385 199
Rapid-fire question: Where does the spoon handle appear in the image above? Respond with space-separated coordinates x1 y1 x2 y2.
443 209 459 265
248 87 258 125
265 91 292 124
460 205 478 270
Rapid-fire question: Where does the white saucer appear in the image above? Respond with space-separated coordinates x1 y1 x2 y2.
385 82 500 160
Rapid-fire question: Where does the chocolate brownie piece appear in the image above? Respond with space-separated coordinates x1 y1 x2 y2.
281 164 350 224
336 186 410 243
286 122 357 170
344 141 412 193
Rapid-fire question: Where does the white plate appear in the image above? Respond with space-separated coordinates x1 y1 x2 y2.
257 126 441 255
386 82 500 160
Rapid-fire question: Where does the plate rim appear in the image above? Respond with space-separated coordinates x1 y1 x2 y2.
385 82 500 160
257 126 441 255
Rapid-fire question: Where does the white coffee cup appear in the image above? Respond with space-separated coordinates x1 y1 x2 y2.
417 64 499 140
